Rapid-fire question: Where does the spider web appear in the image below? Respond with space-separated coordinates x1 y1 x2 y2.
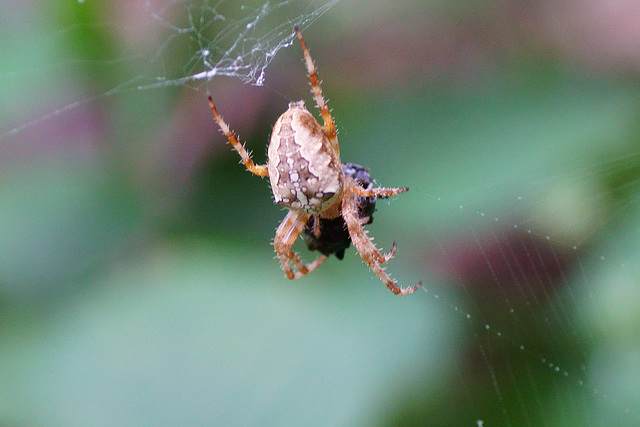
143 0 340 87
0 0 338 140
1 1 639 426
416 168 640 425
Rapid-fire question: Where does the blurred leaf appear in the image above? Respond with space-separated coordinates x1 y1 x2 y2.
0 239 451 426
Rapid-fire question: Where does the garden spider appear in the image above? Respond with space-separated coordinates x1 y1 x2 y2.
207 27 420 295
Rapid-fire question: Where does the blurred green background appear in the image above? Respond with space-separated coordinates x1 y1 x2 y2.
1 0 640 425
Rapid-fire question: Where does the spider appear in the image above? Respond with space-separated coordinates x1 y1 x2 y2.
207 27 420 295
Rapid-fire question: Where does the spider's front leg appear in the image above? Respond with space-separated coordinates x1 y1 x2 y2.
208 96 269 177
343 179 421 295
294 26 339 156
274 210 329 279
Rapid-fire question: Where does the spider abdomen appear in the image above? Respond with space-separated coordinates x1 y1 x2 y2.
268 100 343 215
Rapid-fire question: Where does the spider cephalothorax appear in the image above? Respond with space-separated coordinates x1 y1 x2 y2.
207 27 420 295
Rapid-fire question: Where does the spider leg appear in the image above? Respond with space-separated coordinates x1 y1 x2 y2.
294 27 339 156
312 214 322 238
352 215 396 264
384 241 397 263
353 185 409 199
343 179 421 295
274 210 329 279
208 96 269 177
354 183 407 262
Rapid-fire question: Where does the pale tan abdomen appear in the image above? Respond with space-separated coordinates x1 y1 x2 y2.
267 101 343 215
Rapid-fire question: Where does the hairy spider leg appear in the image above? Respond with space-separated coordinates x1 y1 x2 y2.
274 210 329 279
352 185 407 262
294 27 339 156
312 214 322 238
353 185 409 199
342 178 421 295
208 96 269 177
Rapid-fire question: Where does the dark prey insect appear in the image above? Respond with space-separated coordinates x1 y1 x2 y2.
207 27 420 295
303 163 377 260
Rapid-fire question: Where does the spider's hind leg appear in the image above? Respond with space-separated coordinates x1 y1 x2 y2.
352 184 406 262
342 179 420 295
274 210 329 280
